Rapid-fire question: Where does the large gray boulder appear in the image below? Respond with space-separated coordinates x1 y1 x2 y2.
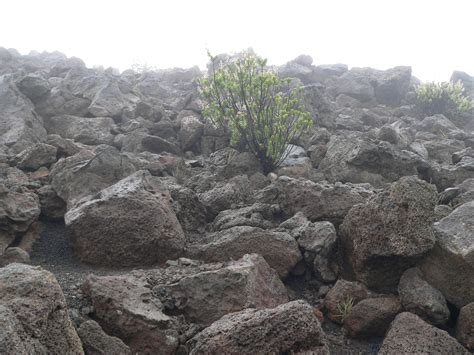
0 264 83 354
88 79 140 118
319 135 424 186
188 300 328 354
15 143 57 170
258 176 372 225
44 114 115 145
0 75 47 153
0 185 40 253
419 201 474 308
50 145 136 208
398 267 450 325
379 312 468 354
331 66 411 105
83 254 288 353
187 226 302 279
340 176 438 292
66 170 185 266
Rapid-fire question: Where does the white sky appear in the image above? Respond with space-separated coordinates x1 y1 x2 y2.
1 0 473 81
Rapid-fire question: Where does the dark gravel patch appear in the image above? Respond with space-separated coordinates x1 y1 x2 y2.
30 221 130 310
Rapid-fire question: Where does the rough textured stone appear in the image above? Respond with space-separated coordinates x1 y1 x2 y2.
83 254 288 353
188 300 328 354
179 116 204 151
15 143 57 170
66 170 185 266
37 184 66 220
258 176 371 225
77 320 131 355
419 201 474 308
0 186 40 253
0 264 83 354
50 146 136 208
344 297 402 338
320 135 423 186
142 135 181 155
379 312 468 354
281 213 338 281
324 279 370 324
211 203 279 231
82 271 180 354
0 247 30 267
44 114 115 145
340 176 437 292
456 302 474 350
187 226 302 278
0 75 47 153
398 267 450 325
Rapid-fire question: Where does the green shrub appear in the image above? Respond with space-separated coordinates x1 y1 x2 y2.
415 81 471 118
198 51 312 174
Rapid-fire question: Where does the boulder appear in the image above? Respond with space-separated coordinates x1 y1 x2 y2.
15 74 50 101
344 297 402 338
379 312 469 354
83 255 288 353
0 75 47 153
82 270 181 354
178 116 204 151
0 264 83 354
65 170 185 266
340 176 437 292
44 114 115 145
281 213 338 282
324 279 370 323
50 146 136 208
47 134 83 158
332 68 375 102
141 135 181 155
373 66 412 106
0 247 30 267
198 177 250 217
319 135 423 186
456 302 474 350
211 203 279 231
188 300 328 354
15 143 57 170
0 186 40 253
77 320 131 355
187 226 301 278
398 267 450 325
37 185 67 220
165 182 208 234
419 201 474 308
34 86 91 119
258 176 372 225
88 80 140 118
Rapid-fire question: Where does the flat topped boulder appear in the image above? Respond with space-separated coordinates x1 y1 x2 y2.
188 300 327 354
420 201 474 308
186 225 302 279
65 170 185 266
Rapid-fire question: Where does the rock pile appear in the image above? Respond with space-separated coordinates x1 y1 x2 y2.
1 48 473 353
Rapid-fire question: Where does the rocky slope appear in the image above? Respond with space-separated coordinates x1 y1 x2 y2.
1 48 473 354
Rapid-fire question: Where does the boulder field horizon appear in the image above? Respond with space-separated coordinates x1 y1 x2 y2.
0 47 473 354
